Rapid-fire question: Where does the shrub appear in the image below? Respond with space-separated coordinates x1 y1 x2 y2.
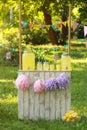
0 27 19 65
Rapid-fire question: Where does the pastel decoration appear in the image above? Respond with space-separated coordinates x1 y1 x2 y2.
73 22 78 31
57 23 62 28
84 26 87 37
14 75 30 90
22 21 28 27
64 44 68 48
41 25 45 29
51 24 56 30
62 22 67 27
6 52 11 60
45 73 69 90
29 23 34 28
55 73 69 89
34 80 45 93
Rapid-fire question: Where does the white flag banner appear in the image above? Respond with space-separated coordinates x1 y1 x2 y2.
73 22 78 31
84 26 87 37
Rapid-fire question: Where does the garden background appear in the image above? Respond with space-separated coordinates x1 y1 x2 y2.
0 0 87 129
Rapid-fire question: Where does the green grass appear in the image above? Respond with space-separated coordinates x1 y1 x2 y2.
0 45 87 130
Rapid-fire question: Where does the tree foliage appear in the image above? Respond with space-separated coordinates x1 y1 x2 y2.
0 0 87 45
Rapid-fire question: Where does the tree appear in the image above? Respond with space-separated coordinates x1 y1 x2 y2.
0 0 87 45
21 0 70 45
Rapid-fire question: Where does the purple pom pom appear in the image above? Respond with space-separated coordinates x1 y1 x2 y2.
56 73 69 89
44 73 69 90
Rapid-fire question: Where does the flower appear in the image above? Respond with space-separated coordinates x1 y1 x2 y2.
62 110 79 122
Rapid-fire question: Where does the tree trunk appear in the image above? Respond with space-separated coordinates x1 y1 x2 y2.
61 15 68 42
43 11 58 45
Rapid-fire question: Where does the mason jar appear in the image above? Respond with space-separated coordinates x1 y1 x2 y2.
22 50 35 70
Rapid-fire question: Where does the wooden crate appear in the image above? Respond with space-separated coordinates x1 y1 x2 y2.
18 71 71 120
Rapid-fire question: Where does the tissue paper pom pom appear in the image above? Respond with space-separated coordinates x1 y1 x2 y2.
56 73 69 89
44 73 69 90
45 79 57 90
14 75 30 90
34 80 45 93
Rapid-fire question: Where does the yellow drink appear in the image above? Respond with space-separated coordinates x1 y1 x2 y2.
61 53 71 71
49 64 54 71
22 50 35 70
37 62 43 71
56 64 61 71
43 62 49 71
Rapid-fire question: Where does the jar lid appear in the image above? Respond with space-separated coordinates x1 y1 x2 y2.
23 50 32 53
62 53 70 56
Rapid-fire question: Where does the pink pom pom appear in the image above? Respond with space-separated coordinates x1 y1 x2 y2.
34 80 45 93
14 75 30 90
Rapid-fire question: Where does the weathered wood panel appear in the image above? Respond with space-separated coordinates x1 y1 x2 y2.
18 71 71 120
39 72 45 119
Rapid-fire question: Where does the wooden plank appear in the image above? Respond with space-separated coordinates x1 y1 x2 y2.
22 72 30 119
50 90 56 120
49 72 56 120
19 0 22 70
34 71 40 120
18 89 24 119
34 92 40 120
60 89 66 118
39 72 45 119
65 82 71 112
55 71 61 78
55 71 61 119
44 71 50 120
65 72 71 112
17 71 71 120
55 89 60 119
23 90 29 119
29 72 35 120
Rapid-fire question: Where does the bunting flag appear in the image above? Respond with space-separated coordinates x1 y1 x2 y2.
22 21 28 27
6 52 11 60
51 24 56 30
84 26 87 37
29 23 34 28
0 44 67 53
72 22 78 31
62 22 67 27
21 21 67 30
0 44 19 52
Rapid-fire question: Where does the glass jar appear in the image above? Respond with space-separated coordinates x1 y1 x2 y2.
61 53 71 71
22 50 35 70
43 62 49 71
37 62 43 71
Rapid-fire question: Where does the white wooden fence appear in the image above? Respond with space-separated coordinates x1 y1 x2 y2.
18 71 71 120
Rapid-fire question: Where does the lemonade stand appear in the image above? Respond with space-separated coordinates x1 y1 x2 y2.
17 1 72 120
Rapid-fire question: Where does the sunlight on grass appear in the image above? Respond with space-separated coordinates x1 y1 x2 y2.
0 46 87 130
0 79 13 83
0 94 17 104
71 58 87 70
71 58 87 63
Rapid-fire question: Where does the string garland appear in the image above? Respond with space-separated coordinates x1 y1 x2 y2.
0 44 68 52
14 73 69 92
22 21 67 30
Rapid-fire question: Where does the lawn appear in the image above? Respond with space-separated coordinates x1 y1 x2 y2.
0 45 87 130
